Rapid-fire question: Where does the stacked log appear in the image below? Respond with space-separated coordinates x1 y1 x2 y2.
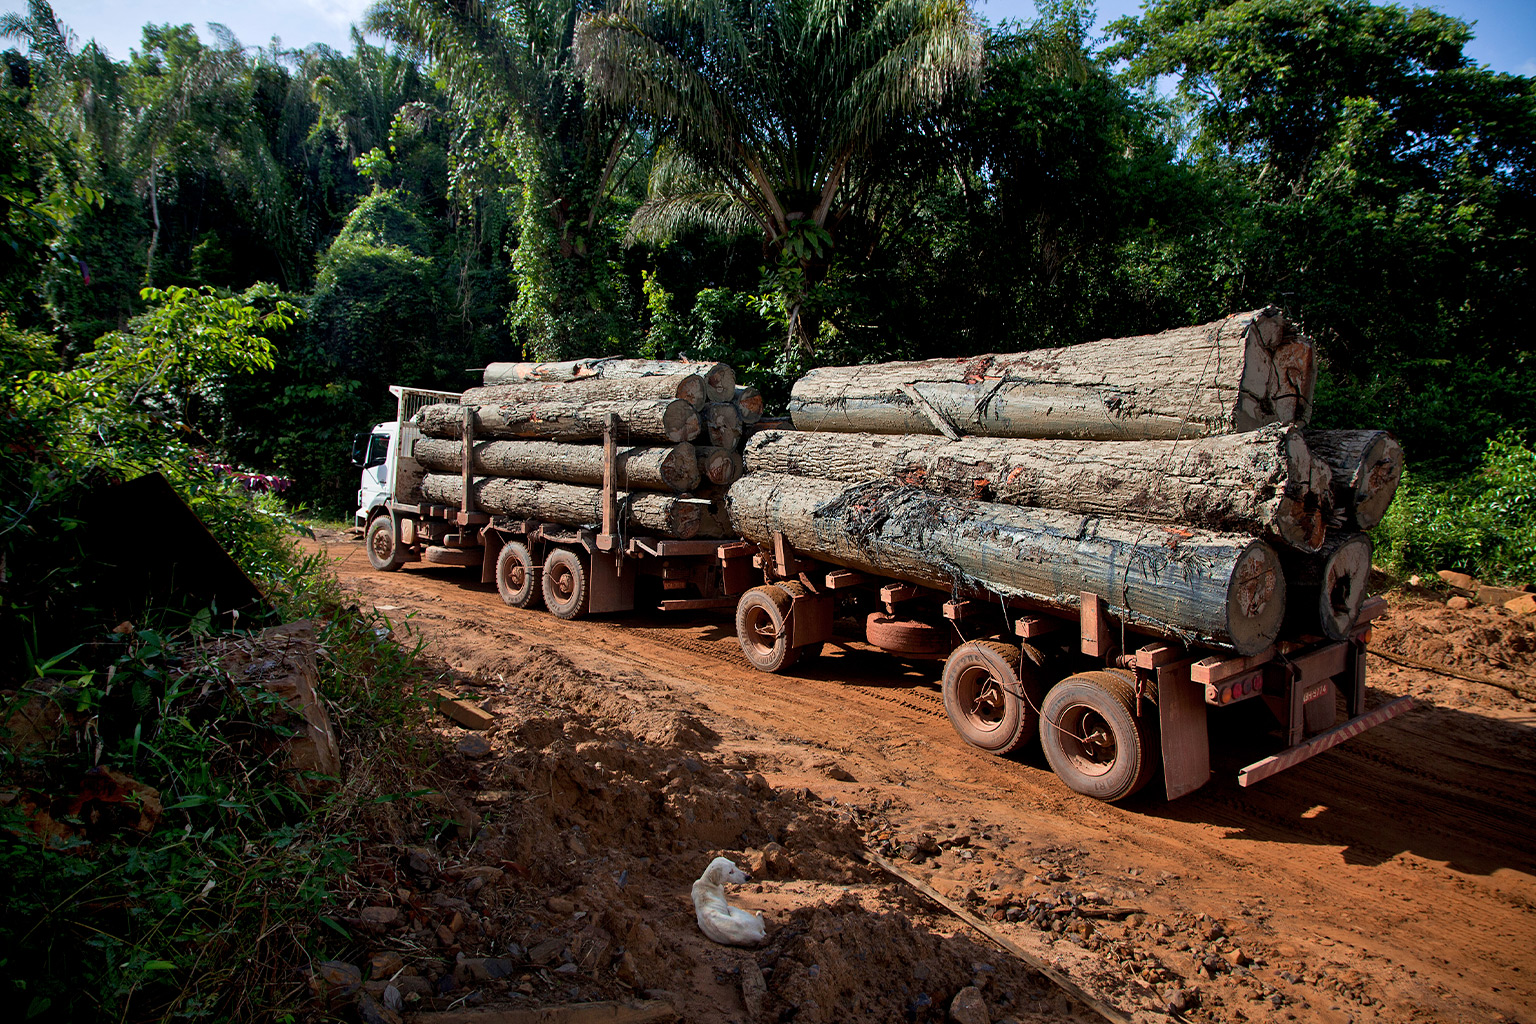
729 474 1287 654
731 310 1402 651
410 359 755 539
788 308 1314 440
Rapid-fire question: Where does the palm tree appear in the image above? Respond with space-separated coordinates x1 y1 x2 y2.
365 0 641 358
574 0 983 352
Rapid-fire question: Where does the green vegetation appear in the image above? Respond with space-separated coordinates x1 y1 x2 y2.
1376 435 1536 585
1 280 437 1022
0 1 1533 1016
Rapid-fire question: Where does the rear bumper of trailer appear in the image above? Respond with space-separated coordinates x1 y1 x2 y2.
1236 696 1414 787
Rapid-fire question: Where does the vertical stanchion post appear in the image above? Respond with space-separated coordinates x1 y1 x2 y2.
460 404 475 514
600 412 619 551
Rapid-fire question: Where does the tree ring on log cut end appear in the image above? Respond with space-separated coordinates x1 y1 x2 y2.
662 401 702 443
1320 534 1373 640
1351 434 1403 529
1225 542 1287 655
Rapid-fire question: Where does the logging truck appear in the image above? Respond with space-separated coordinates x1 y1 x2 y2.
354 385 1412 803
353 387 757 618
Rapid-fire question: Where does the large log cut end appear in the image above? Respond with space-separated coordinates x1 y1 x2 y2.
734 386 764 424
786 308 1316 440
1233 308 1316 431
1225 541 1289 655
1306 429 1404 530
1281 533 1373 641
1274 427 1333 552
727 473 1287 654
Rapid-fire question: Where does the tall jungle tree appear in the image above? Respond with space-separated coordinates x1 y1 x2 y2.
365 0 643 359
573 0 983 353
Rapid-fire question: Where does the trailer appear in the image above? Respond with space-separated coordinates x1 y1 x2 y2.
352 387 755 619
734 531 1411 801
353 387 1411 802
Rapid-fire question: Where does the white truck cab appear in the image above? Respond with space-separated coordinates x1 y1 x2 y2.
351 421 398 527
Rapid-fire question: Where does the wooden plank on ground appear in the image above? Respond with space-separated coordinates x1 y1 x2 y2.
408 998 678 1024
433 689 495 730
862 850 1133 1024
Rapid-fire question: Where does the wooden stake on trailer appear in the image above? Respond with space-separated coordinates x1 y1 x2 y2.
600 412 619 553
460 404 474 515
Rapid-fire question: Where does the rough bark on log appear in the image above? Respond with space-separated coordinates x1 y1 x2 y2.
418 398 699 444
462 374 706 411
727 473 1286 654
734 386 764 424
420 474 702 539
1280 532 1373 641
704 403 742 450
1304 430 1403 530
744 424 1331 552
789 308 1314 440
413 438 700 494
697 446 743 487
482 358 736 402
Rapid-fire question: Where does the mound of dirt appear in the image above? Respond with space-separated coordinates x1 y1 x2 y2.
322 643 1086 1023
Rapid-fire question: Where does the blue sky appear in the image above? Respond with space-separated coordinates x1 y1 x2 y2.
7 0 1535 77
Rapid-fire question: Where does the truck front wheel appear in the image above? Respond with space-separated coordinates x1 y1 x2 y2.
365 514 406 571
541 548 589 620
1039 671 1156 802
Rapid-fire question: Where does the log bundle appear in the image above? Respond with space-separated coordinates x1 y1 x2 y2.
409 360 755 539
730 308 1403 652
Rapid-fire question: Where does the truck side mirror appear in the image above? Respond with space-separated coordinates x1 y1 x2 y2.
351 432 370 467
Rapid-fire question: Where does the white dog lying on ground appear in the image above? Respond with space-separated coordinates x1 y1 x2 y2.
691 856 766 946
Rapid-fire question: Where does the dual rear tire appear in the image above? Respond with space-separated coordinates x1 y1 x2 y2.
942 643 1155 802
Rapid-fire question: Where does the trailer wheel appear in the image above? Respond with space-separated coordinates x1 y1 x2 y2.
1039 671 1156 802
942 641 1041 756
365 514 405 571
541 548 588 620
495 540 542 609
735 585 799 673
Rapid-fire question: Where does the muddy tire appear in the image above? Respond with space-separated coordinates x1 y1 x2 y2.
866 611 955 659
736 585 799 673
541 548 588 620
1039 670 1156 802
942 641 1041 756
366 514 405 571
495 540 542 609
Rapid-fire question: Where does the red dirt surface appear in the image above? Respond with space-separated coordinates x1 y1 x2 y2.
305 531 1536 1024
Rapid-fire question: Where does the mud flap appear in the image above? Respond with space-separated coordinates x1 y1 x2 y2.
480 530 503 585
587 550 636 614
1158 663 1211 800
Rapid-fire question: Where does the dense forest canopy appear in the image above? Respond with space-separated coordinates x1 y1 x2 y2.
2 0 1533 515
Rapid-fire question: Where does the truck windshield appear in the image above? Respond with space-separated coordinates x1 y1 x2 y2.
352 432 390 469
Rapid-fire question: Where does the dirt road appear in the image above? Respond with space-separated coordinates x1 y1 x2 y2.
312 532 1536 1024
